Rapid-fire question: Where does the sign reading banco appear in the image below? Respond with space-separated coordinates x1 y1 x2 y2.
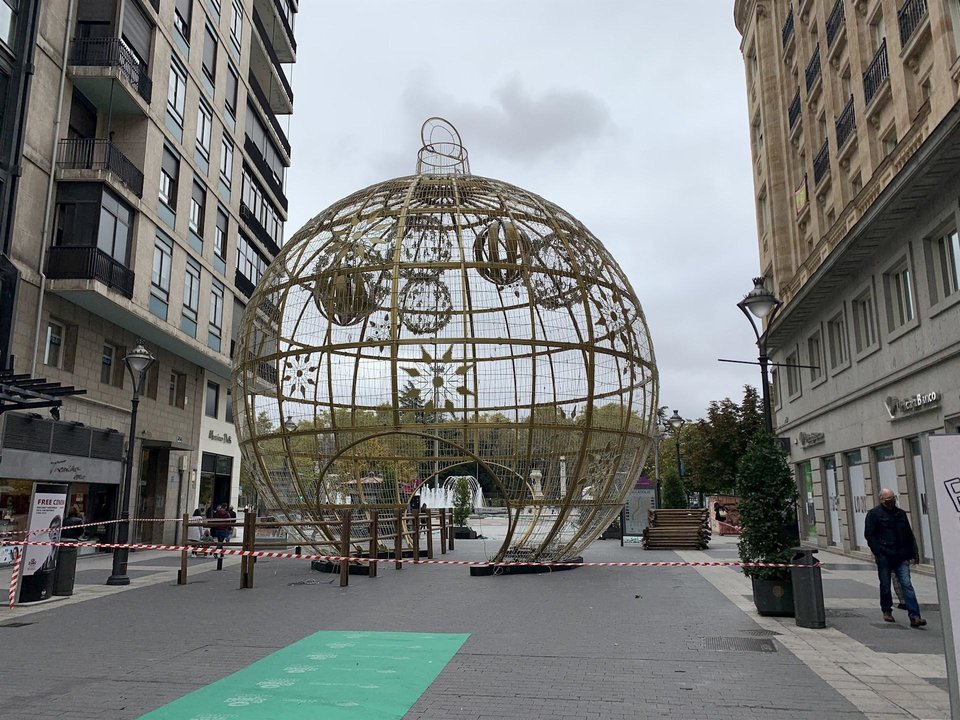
883 391 940 420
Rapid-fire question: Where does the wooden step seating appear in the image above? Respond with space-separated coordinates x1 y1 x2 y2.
641 508 711 550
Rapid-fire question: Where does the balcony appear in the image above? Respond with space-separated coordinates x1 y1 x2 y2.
835 95 856 151
825 0 845 49
244 136 288 211
46 246 135 299
804 44 821 94
781 7 794 49
247 72 291 156
69 38 152 112
788 89 802 129
254 0 296 62
813 138 830 185
240 201 282 257
235 270 256 299
863 39 889 107
898 0 928 47
250 8 294 115
57 138 144 198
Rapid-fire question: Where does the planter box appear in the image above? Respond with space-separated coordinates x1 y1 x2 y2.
453 526 478 539
751 576 795 617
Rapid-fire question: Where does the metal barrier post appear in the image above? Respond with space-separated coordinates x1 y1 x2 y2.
448 508 455 550
439 507 447 555
340 509 351 587
369 511 378 578
178 513 189 585
395 508 403 570
413 509 420 564
425 509 434 559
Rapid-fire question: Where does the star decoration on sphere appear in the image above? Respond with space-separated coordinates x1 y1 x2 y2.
282 353 318 397
401 345 474 414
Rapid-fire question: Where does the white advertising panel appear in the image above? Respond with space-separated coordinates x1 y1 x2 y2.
21 484 68 578
921 435 960 720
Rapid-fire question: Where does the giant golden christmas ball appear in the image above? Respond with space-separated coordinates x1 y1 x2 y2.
234 120 658 562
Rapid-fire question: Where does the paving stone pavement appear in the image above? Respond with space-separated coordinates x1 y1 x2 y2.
0 521 953 720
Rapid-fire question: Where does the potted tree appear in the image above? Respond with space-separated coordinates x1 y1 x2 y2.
736 432 798 616
452 477 478 539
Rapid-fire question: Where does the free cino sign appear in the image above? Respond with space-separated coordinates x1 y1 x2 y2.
921 435 960 719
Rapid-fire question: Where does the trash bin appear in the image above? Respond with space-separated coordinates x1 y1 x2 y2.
790 547 826 629
18 569 54 603
52 543 79 596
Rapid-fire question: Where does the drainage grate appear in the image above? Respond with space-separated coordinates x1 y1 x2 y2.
743 628 782 637
0 622 35 628
702 636 778 653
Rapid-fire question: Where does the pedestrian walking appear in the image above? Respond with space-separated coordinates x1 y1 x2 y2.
864 488 926 627
187 508 204 556
212 503 232 543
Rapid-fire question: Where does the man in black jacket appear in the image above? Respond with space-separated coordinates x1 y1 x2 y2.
864 488 926 627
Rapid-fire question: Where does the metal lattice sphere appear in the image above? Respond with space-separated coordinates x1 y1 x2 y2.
234 119 658 562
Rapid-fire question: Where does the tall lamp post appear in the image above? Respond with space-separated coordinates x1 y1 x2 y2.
737 277 782 434
666 409 686 504
106 341 155 586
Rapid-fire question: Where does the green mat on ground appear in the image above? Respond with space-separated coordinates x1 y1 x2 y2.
138 630 469 720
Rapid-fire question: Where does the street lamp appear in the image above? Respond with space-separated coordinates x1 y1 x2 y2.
737 276 782 434
106 341 155 586
666 409 686 503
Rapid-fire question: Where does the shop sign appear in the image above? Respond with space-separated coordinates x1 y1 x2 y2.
208 430 233 444
0 449 122 484
799 431 825 448
883 391 940 420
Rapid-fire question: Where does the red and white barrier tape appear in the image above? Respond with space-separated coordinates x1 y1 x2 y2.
3 539 821 571
7 548 21 609
0 516 191 540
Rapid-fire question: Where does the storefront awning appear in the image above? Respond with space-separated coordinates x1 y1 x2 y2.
0 370 86 415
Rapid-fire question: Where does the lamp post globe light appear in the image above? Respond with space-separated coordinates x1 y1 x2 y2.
106 341 155 586
737 277 782 435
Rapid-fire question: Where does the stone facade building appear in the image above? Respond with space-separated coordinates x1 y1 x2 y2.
734 0 960 565
0 0 297 552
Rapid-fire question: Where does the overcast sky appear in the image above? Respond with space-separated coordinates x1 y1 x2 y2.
282 0 760 423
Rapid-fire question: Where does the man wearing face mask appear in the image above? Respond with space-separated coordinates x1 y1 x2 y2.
864 488 925 627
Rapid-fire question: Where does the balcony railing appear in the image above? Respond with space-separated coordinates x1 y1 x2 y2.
782 7 794 48
69 37 153 104
863 39 889 106
252 7 294 105
898 0 928 47
805 44 821 92
835 95 856 149
826 0 845 47
247 72 291 156
235 269 257 299
243 135 288 211
813 138 830 184
57 138 144 198
788 89 802 129
240 201 282 257
46 246 135 299
270 0 297 55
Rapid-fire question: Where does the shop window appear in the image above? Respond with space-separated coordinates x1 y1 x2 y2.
44 320 65 368
206 380 219 418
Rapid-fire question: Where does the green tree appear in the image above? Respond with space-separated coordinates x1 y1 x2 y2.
452 477 473 526
736 432 798 580
660 469 687 509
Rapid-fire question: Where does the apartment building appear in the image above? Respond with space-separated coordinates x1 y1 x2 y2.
734 0 960 564
0 0 297 553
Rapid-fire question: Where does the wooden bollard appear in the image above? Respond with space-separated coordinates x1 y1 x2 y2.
413 510 420 564
439 507 447 555
395 508 403 570
340 509 351 587
448 508 455 550
425 509 434 559
178 513 189 585
369 511 378 578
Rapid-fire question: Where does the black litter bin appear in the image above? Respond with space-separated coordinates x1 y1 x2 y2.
791 547 826 629
53 543 79 596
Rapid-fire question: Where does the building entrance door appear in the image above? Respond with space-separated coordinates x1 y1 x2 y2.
136 447 169 543
908 438 934 562
823 456 841 546
846 450 868 550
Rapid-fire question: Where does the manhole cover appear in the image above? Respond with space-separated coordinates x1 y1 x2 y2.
702 637 778 652
743 628 782 637
0 622 34 628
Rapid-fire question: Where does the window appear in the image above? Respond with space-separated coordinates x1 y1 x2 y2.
241 168 284 246
214 207 228 260
152 234 173 303
209 278 224 351
245 109 286 188
160 147 180 209
807 331 823 382
225 63 239 118
202 25 218 86
182 257 201 335
167 60 187 124
220 136 234 188
196 101 213 160
882 125 898 156
785 350 800 398
174 0 192 42
0 1 17 48
852 288 877 353
225 388 233 423
237 233 267 284
870 11 885 50
928 228 960 304
44 321 65 367
885 259 915 331
190 182 206 235
758 188 769 234
168 371 187 408
827 311 848 369
101 343 116 385
230 1 243 54
97 188 133 265
205 380 220 418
